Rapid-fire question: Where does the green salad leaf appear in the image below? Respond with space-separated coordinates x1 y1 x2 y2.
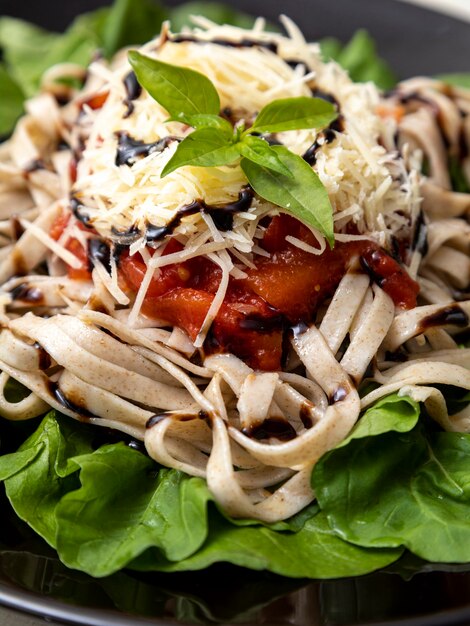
101 0 166 59
0 411 402 578
169 1 255 31
132 511 402 578
436 73 470 88
320 29 397 90
55 447 211 576
0 65 24 136
0 415 92 545
313 394 470 563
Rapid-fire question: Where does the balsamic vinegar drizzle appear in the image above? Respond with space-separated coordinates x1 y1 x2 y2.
418 304 469 332
145 186 254 244
302 116 345 165
115 132 180 167
122 71 142 118
242 417 297 441
70 196 92 226
170 34 278 53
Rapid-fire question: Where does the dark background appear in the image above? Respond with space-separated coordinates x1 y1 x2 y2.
0 0 469 79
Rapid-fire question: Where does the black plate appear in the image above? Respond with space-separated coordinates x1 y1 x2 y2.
1 1 470 625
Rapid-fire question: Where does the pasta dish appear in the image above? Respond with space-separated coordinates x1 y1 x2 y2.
0 15 469 531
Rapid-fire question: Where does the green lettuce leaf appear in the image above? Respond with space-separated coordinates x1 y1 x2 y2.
1 411 401 578
55 447 211 576
320 30 397 90
132 511 402 578
313 394 470 563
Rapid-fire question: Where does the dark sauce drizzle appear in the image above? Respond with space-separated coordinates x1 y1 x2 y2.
145 186 254 244
146 410 210 429
70 196 92 227
411 210 429 257
239 312 285 333
48 382 93 419
302 116 345 166
10 283 43 303
299 402 314 429
110 224 142 246
115 132 180 167
122 71 142 118
242 417 297 441
88 238 111 272
418 305 469 333
33 342 52 370
359 250 387 288
170 34 278 53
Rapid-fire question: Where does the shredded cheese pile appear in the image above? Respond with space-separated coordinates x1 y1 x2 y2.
74 17 421 252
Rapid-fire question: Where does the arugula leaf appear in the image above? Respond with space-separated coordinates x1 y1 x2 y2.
320 30 396 90
313 394 470 563
0 65 24 137
241 145 334 245
128 51 220 117
161 128 240 176
238 135 292 177
133 511 402 577
250 97 337 134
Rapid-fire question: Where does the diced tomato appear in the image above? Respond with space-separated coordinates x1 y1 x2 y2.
49 211 92 280
212 294 283 370
262 214 319 253
142 286 283 370
79 91 109 111
120 253 190 298
142 288 213 341
115 215 420 371
361 247 419 310
50 212 71 241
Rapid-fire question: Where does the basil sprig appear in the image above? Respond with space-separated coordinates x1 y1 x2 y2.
128 50 337 244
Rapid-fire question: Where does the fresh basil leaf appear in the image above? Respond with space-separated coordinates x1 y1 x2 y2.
321 30 396 90
169 2 255 31
313 394 470 563
133 511 402 577
436 73 470 89
102 0 167 59
172 112 233 135
239 135 292 177
250 97 337 134
241 145 334 245
161 128 240 177
0 65 24 136
55 448 211 576
128 51 220 117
